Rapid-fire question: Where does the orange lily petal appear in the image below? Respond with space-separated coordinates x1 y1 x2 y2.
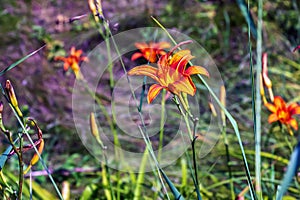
127 65 159 82
176 54 194 73
288 103 300 115
63 63 70 71
157 42 171 49
158 50 167 56
185 66 209 77
288 118 298 130
71 63 80 72
268 113 278 123
144 51 157 63
70 47 75 54
131 52 143 61
54 56 66 61
274 96 286 110
74 50 83 57
135 42 148 50
81 56 89 62
169 50 191 70
148 84 164 103
170 76 195 96
265 102 277 113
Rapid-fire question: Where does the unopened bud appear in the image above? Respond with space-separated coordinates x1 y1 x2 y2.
90 112 104 148
208 102 217 117
0 102 6 132
5 80 18 108
262 53 272 88
88 0 99 22
261 53 274 102
259 75 267 105
5 80 23 118
62 181 71 200
220 85 226 126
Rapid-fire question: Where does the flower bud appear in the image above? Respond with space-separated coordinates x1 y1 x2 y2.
5 80 18 108
261 53 274 102
90 112 104 148
0 102 6 132
5 80 23 118
220 85 226 126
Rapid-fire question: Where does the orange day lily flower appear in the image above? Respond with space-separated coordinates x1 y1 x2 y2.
265 96 300 135
55 47 88 79
128 40 209 103
131 42 171 63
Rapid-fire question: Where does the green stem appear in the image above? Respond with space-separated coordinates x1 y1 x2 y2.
174 95 202 199
7 132 23 200
221 126 235 200
158 89 166 161
255 0 263 198
191 137 201 200
173 96 193 140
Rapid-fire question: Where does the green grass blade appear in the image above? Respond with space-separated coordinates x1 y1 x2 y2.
133 148 149 200
0 145 13 171
254 0 263 198
0 137 19 170
236 0 257 39
276 142 300 200
0 45 45 76
159 168 185 200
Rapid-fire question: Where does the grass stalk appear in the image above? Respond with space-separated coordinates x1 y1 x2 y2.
158 89 166 161
254 0 263 198
6 132 23 199
133 148 149 200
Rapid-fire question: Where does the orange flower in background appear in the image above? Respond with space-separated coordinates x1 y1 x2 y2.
128 40 209 103
131 42 171 63
55 47 88 79
265 96 300 135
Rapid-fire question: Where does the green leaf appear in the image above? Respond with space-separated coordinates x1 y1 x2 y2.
80 183 98 200
0 138 19 171
0 145 12 171
134 148 149 200
159 168 185 200
236 0 257 39
0 45 45 76
276 141 300 200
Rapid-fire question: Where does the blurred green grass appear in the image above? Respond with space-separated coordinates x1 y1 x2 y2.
0 0 299 199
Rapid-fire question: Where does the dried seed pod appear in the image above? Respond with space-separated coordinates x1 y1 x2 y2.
24 139 44 174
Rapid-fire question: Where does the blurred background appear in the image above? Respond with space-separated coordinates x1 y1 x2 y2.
0 0 299 198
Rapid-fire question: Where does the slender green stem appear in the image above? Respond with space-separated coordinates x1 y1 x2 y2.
191 137 201 200
18 134 24 200
173 95 202 199
7 132 23 199
158 89 166 161
221 126 235 200
255 0 263 198
173 96 193 140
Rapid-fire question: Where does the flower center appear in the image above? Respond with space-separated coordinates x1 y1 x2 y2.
277 109 289 123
